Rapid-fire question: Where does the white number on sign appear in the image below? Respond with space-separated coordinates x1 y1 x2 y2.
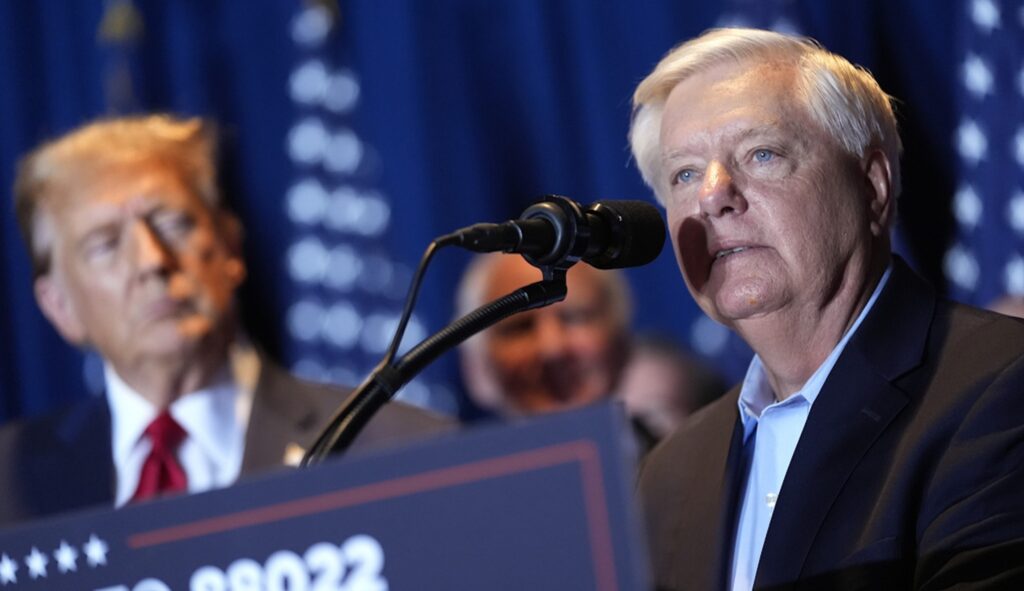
305 542 344 591
266 550 309 591
340 535 387 591
187 535 387 591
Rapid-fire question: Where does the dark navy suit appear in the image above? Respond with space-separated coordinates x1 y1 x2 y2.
0 361 452 528
639 258 1024 590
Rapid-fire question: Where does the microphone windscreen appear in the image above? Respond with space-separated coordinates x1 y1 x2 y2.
586 200 666 269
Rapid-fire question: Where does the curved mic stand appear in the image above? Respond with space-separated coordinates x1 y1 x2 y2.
301 270 568 466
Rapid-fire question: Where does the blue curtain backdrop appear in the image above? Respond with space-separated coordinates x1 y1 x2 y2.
1 0 1019 423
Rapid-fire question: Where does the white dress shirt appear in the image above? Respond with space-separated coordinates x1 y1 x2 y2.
730 266 891 591
106 346 258 506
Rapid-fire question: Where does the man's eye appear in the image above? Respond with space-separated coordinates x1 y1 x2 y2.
83 235 119 259
674 169 697 184
753 149 775 163
493 316 533 338
558 307 598 326
152 212 194 240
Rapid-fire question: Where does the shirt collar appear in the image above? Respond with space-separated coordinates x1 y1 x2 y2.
107 365 158 471
105 342 259 472
736 264 893 438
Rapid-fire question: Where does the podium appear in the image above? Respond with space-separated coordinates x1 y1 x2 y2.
0 403 650 590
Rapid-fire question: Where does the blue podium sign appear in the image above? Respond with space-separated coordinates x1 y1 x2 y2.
0 403 650 590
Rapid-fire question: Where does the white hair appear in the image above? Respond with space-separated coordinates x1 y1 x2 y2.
629 27 902 206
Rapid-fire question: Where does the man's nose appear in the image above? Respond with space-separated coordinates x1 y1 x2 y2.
534 314 570 360
131 222 175 274
698 161 748 218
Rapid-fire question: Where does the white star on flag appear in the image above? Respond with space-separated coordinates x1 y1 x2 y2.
944 244 980 290
54 541 78 573
25 547 47 579
957 119 988 164
1005 255 1024 294
83 534 109 568
1008 192 1024 234
963 54 994 98
970 0 1001 32
1014 128 1024 166
0 554 17 585
954 185 984 228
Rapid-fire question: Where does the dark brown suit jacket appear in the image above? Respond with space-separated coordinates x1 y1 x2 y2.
0 360 452 529
638 259 1024 590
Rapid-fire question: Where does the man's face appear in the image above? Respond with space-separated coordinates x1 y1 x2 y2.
33 161 245 370
658 61 879 326
472 257 625 415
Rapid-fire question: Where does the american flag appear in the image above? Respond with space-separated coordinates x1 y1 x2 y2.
947 0 1024 305
278 2 457 413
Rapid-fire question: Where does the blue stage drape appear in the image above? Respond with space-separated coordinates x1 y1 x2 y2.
3 0 1017 423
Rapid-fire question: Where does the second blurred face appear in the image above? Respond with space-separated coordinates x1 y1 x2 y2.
471 256 626 415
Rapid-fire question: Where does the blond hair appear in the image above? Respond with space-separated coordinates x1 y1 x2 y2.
14 114 220 276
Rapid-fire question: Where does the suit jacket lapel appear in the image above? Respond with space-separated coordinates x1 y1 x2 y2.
240 361 328 475
41 398 115 514
754 258 933 587
652 388 748 591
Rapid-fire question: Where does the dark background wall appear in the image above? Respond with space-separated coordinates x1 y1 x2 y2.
1 0 1018 422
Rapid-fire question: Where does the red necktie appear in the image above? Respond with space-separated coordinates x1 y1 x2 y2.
131 411 188 502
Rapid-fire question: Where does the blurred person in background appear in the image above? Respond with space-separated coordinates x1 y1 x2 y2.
456 253 631 418
0 115 450 527
618 332 726 441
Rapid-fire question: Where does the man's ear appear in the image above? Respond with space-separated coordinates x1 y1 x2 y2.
34 274 87 345
224 256 247 288
863 149 894 238
217 210 247 287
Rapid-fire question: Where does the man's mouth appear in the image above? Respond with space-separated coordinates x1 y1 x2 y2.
714 246 749 260
144 298 193 321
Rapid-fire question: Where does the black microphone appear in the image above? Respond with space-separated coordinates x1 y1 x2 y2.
453 195 665 270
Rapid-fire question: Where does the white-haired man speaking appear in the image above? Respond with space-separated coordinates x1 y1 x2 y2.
631 28 1024 590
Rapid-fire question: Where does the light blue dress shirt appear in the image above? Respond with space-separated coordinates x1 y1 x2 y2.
729 266 891 591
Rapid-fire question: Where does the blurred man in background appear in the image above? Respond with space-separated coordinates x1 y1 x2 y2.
456 253 631 418
0 115 449 527
618 333 726 440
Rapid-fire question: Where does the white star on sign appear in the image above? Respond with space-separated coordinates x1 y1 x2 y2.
971 0 1001 32
957 119 988 164
83 534 109 568
1008 191 1024 234
0 553 17 584
25 547 47 579
954 185 983 228
963 54 994 98
54 541 78 573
